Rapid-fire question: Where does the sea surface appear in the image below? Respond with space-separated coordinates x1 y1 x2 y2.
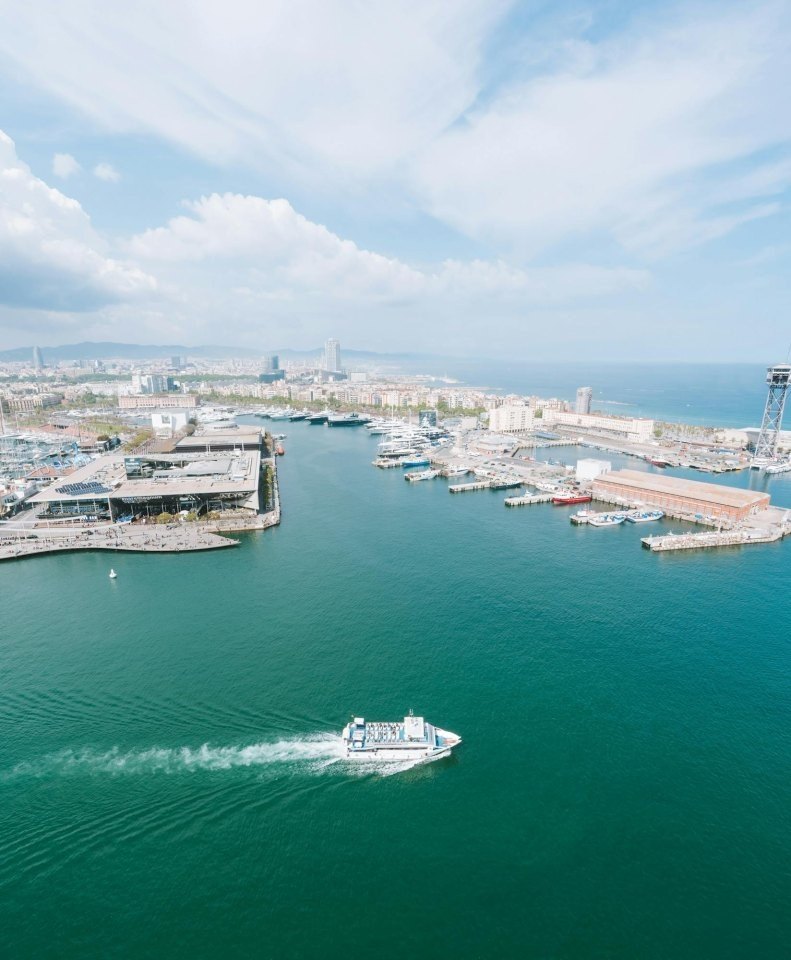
433 360 774 427
2 415 791 959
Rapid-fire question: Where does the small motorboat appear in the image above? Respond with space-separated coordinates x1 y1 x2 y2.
109 569 118 579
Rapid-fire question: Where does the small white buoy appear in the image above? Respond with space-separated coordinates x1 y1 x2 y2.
109 568 117 579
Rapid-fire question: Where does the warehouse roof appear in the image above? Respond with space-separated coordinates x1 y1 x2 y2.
593 469 769 508
175 431 261 451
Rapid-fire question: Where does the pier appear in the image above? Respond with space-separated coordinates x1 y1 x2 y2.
449 478 524 494
449 480 492 493
641 529 785 551
504 493 553 507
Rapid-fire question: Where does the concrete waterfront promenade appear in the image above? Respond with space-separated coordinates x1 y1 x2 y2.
0 484 281 563
0 520 240 561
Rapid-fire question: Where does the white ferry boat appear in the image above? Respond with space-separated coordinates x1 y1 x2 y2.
342 713 461 762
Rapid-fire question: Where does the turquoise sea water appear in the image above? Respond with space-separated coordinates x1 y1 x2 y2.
2 420 791 959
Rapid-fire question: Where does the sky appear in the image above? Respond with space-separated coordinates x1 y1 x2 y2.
0 0 789 361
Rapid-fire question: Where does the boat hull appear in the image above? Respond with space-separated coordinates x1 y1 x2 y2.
343 745 453 762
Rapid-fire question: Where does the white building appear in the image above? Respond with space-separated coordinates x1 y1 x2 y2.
543 410 655 443
575 386 592 415
324 338 341 373
151 411 191 437
488 404 535 434
575 458 612 482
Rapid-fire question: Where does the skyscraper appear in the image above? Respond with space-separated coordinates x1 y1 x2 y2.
324 338 341 373
32 346 44 372
575 386 592 415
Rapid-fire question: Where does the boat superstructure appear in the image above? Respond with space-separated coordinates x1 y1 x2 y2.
341 714 461 762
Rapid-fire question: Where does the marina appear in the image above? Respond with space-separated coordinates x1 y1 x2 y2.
3 397 791 960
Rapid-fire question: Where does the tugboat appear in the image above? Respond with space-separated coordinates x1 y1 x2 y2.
341 713 461 762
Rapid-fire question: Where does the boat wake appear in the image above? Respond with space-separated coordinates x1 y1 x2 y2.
3 735 346 779
2 735 443 781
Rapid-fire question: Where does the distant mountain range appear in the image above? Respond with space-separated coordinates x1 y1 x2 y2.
0 341 449 366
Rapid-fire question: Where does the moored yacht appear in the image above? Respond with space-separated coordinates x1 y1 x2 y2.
625 509 664 523
341 713 461 762
588 512 627 527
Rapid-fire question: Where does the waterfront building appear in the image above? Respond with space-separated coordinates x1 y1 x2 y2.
29 431 265 520
5 393 63 412
543 410 654 443
575 386 592 415
488 404 535 434
324 338 341 373
119 394 198 409
591 470 769 522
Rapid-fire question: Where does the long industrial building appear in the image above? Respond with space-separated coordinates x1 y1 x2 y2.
591 469 770 522
543 410 655 443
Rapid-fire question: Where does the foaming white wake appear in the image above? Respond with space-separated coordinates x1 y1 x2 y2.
5 735 346 779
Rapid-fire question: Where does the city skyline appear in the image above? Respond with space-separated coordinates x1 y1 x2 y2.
1 2 790 359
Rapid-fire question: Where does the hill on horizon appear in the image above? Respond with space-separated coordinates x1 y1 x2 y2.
0 341 450 364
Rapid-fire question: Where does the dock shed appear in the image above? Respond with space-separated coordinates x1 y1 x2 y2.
591 469 769 522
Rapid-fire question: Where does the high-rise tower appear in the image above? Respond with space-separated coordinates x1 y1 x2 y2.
575 386 592 415
751 364 791 468
32 346 44 372
324 338 341 373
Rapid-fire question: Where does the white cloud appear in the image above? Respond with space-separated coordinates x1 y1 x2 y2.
93 162 120 182
117 191 650 350
0 130 156 311
52 152 80 179
412 3 791 257
129 193 647 307
0 0 504 179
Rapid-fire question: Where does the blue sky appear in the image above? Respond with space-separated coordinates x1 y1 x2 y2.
0 0 789 359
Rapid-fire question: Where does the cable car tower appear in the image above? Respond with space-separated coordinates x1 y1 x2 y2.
751 363 791 469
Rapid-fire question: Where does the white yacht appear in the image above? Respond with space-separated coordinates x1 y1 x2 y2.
341 713 461 762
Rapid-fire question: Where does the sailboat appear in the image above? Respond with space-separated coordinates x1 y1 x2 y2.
109 569 117 579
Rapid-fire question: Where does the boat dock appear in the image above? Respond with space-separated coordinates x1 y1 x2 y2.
449 478 524 494
504 493 553 507
641 529 785 551
449 480 492 493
